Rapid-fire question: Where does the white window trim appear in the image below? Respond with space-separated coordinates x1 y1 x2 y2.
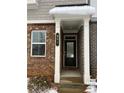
27 20 55 24
31 30 46 57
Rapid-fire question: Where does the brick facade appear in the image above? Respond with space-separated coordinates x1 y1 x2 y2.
27 24 55 81
78 26 84 82
90 22 97 79
27 22 97 82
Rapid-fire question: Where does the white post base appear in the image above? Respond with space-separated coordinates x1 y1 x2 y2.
84 74 91 84
54 74 60 83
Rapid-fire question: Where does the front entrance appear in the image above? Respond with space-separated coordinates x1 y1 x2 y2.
54 17 91 84
63 35 77 68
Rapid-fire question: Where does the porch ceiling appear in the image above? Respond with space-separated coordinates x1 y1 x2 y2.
61 20 83 33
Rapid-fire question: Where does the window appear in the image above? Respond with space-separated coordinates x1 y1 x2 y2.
31 30 46 57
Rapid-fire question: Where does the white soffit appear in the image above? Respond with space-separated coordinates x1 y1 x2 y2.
49 6 95 16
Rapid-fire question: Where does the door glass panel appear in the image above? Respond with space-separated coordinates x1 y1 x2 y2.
67 42 74 58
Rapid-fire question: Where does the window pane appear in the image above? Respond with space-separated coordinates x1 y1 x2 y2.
32 44 45 56
32 32 45 43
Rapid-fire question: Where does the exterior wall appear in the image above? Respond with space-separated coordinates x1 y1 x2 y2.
27 24 55 81
90 22 97 79
27 0 86 20
78 22 97 80
78 26 84 82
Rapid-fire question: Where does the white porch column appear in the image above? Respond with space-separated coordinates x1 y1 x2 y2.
54 19 61 83
83 16 90 84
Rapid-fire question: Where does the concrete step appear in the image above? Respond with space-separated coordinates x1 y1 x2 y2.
60 83 83 93
60 76 87 93
60 83 83 88
60 88 82 93
60 83 86 93
60 77 82 84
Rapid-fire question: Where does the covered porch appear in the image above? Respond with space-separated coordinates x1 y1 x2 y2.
49 4 95 84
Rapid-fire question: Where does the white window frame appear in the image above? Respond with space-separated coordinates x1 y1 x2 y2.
31 30 46 57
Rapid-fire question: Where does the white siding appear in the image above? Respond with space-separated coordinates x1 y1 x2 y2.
27 0 87 20
27 0 37 4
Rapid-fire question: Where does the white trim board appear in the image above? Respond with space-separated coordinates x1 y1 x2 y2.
27 20 55 24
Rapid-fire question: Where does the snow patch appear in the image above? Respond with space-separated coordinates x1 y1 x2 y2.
30 88 58 93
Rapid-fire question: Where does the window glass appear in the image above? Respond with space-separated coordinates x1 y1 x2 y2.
32 44 45 56
32 31 46 56
67 42 74 58
32 32 45 43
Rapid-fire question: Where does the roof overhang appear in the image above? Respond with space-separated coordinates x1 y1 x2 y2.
49 5 95 18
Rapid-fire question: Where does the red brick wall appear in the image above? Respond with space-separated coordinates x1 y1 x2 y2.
27 24 55 81
78 22 97 80
78 26 84 82
90 22 97 79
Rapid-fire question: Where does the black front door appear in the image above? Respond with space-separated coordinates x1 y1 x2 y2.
64 40 76 67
